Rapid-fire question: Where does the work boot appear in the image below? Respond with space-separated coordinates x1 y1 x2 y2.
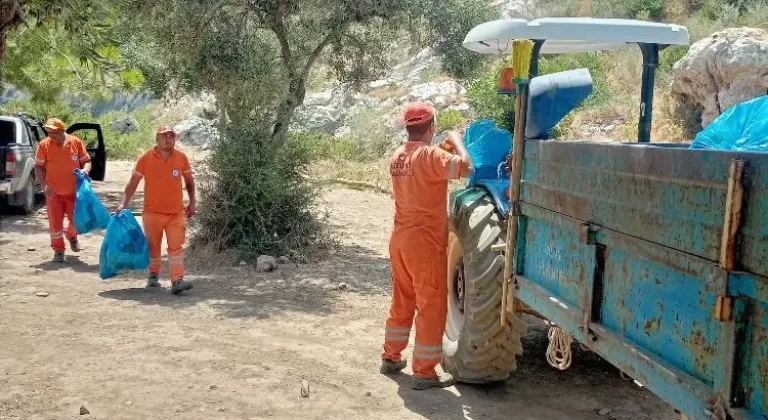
411 373 455 390
52 251 65 263
146 273 161 288
171 279 193 295
67 237 80 253
380 359 407 375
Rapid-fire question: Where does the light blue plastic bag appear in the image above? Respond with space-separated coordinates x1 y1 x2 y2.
73 169 111 234
464 119 513 183
99 209 150 280
689 95 768 152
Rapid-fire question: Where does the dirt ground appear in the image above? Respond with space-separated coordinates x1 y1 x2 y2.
0 160 676 420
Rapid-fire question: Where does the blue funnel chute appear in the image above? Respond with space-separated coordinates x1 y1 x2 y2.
526 68 593 139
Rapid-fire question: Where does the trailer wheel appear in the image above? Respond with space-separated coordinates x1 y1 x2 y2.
442 191 526 383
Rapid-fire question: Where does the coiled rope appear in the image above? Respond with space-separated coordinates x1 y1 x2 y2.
546 323 573 370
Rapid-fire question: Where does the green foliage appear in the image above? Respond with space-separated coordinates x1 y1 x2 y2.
436 109 466 131
193 120 327 260
96 108 157 160
466 62 515 133
287 131 359 161
343 107 398 160
414 0 499 79
1 0 140 103
627 0 664 19
659 46 689 74
539 52 610 108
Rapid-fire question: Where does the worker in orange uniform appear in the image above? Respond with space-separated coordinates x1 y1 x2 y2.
116 126 196 295
381 103 473 390
34 118 92 263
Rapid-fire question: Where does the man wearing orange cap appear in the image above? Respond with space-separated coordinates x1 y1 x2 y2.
380 102 473 390
33 118 92 263
116 126 195 295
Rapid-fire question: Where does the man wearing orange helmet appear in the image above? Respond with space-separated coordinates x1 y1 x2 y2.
117 126 196 295
380 103 473 390
34 118 92 263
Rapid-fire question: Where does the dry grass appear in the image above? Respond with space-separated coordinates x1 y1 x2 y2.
367 86 410 100
309 159 391 193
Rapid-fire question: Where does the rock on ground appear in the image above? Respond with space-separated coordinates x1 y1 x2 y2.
109 115 140 134
174 118 220 150
671 27 768 129
256 255 278 272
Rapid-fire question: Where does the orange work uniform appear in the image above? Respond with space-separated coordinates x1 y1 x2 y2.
383 141 462 379
34 135 91 251
131 148 192 282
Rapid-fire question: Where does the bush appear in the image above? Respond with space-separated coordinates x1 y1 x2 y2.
466 62 515 133
539 52 611 109
436 109 467 131
338 107 398 161
193 121 328 261
97 108 157 160
659 46 689 75
288 131 359 161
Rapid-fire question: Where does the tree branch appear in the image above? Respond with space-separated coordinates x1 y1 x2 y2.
273 0 294 77
300 29 341 81
31 26 83 82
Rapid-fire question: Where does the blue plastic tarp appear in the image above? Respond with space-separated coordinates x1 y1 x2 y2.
99 209 150 280
73 169 111 234
464 119 513 183
689 95 768 152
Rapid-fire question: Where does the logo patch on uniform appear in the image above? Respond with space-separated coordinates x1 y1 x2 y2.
71 154 78 161
172 169 179 177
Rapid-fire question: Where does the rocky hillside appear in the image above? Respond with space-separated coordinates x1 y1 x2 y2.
292 48 467 139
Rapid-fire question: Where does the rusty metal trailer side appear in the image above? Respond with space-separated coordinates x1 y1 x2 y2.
513 140 768 419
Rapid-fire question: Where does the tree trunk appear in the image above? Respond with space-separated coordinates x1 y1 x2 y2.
0 0 23 63
271 76 306 144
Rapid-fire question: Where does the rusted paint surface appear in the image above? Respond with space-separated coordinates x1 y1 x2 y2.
521 215 593 310
514 140 768 419
522 141 768 278
517 274 715 420
739 301 768 414
601 246 719 386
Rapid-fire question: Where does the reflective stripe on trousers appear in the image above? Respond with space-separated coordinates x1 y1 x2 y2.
381 246 448 379
143 211 186 281
46 194 77 252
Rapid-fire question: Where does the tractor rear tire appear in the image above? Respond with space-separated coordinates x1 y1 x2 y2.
442 191 526 384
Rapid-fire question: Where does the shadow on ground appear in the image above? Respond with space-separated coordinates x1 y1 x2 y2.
98 243 392 320
393 320 667 420
30 256 101 274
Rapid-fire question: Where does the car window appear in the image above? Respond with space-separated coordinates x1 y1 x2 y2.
32 125 46 142
24 125 35 146
0 120 15 146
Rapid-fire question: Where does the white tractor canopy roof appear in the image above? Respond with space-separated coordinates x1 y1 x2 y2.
463 17 689 54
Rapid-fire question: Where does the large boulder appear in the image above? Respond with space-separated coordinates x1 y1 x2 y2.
109 115 140 134
671 28 768 129
174 118 219 150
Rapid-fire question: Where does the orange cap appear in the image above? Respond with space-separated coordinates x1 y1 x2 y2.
43 118 65 131
156 125 176 135
400 103 436 126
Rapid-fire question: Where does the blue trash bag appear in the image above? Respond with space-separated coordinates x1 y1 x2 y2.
463 119 513 183
689 95 768 152
99 209 150 280
73 169 111 234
